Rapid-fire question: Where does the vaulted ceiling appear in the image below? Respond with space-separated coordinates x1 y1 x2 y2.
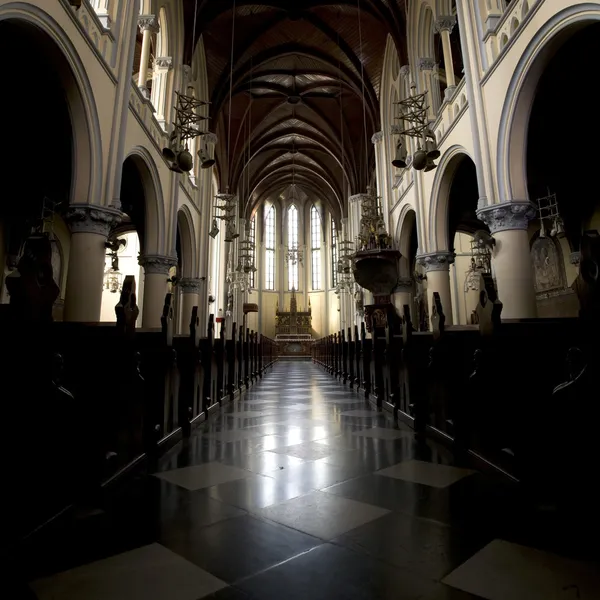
184 1 408 218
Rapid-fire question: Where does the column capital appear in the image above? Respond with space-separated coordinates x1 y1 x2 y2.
349 192 371 203
434 15 457 34
371 131 384 144
138 14 159 33
418 57 436 72
179 278 203 294
416 251 455 272
139 254 178 275
66 204 122 236
399 65 411 78
477 201 536 233
394 277 413 292
154 56 173 70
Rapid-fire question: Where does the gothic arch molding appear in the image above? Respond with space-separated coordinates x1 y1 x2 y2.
176 206 197 278
498 4 600 205
429 145 473 251
0 3 103 209
124 146 165 256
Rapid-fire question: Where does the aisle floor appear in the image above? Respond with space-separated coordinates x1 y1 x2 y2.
28 362 600 599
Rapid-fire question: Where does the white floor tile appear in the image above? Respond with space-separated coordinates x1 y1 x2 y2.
257 490 389 540
443 539 600 600
376 460 475 488
352 427 411 440
30 543 227 600
155 462 253 491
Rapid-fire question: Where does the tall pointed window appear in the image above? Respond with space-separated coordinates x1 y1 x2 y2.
288 205 299 291
248 215 256 289
311 206 321 290
331 216 339 287
265 206 275 290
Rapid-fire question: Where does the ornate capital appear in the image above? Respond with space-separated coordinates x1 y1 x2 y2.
434 16 457 34
138 14 159 33
139 255 177 275
349 193 371 203
394 277 413 292
418 57 436 72
477 201 536 233
570 251 581 266
390 124 403 135
154 56 173 70
179 278 203 294
399 65 411 78
66 205 122 236
371 131 384 144
416 251 455 272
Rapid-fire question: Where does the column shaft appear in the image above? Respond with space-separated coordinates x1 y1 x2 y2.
478 201 537 319
139 255 177 328
137 16 159 92
64 206 122 322
417 252 455 327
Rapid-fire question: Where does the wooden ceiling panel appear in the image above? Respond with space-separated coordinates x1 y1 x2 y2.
185 1 407 215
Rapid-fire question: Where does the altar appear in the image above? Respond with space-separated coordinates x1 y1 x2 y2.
275 290 313 357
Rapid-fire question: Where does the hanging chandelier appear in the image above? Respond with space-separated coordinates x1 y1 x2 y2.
213 192 239 242
392 84 439 172
536 189 565 238
464 232 493 292
335 239 355 294
161 0 212 174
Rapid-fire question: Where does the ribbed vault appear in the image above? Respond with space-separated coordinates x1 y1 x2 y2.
184 1 408 218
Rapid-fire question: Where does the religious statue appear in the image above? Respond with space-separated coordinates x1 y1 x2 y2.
5 233 60 323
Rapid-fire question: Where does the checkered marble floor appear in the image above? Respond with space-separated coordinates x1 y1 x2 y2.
22 362 600 599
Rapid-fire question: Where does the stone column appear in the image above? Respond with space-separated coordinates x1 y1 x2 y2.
151 56 173 128
478 201 537 319
92 0 111 28
393 277 413 316
137 15 159 97
434 16 458 102
417 252 455 327
178 278 202 333
64 205 122 322
418 57 440 119
139 255 177 328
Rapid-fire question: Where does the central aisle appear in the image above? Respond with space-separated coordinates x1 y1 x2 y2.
29 362 600 600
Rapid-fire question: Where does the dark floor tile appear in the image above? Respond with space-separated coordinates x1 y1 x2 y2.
204 473 315 510
333 511 489 581
324 472 451 521
161 514 321 583
200 585 253 599
420 583 486 600
237 543 437 600
157 492 247 532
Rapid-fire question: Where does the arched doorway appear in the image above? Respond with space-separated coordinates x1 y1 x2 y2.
428 152 487 325
175 208 198 333
99 157 149 323
115 151 166 327
0 19 75 317
525 23 600 317
395 208 421 328
447 155 488 325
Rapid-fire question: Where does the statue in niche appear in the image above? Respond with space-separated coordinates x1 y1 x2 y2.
531 236 563 293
